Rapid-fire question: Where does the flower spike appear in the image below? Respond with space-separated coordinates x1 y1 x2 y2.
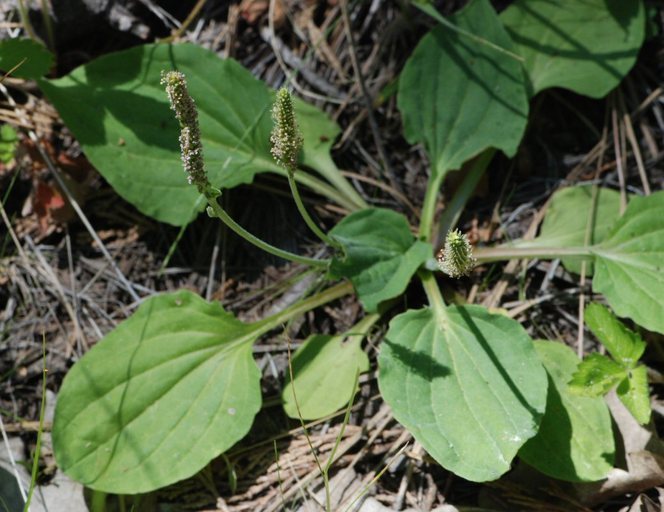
270 87 303 174
437 229 476 278
161 70 210 194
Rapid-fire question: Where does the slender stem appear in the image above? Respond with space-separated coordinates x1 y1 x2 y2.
310 154 369 210
260 281 354 331
437 149 495 242
474 245 594 262
418 171 445 241
420 270 446 311
287 173 341 249
290 167 362 212
205 195 329 268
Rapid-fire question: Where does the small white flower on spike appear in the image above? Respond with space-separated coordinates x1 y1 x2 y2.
437 229 476 278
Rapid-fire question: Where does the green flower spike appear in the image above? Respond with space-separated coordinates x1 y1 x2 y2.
161 70 211 195
270 87 303 174
437 229 476 278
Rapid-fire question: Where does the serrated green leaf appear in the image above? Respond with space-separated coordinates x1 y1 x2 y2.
53 291 265 493
282 331 369 421
39 43 361 226
501 0 645 98
585 302 646 368
514 187 621 275
378 305 547 482
329 208 432 312
0 124 18 164
519 341 614 482
617 366 651 425
568 353 626 396
592 191 664 334
398 0 528 177
0 38 53 79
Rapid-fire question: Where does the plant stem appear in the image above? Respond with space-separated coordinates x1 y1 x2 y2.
420 270 446 311
205 195 329 268
261 281 354 331
312 154 368 210
473 245 594 262
437 149 495 242
419 171 446 241
287 173 341 249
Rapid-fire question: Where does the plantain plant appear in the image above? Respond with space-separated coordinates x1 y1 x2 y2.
25 0 662 498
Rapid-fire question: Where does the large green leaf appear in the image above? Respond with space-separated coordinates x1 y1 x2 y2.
39 43 360 226
378 305 547 481
519 341 614 482
282 332 369 421
501 0 645 98
398 0 528 177
329 208 432 312
513 186 622 275
53 291 265 493
0 38 53 79
585 302 646 368
592 192 664 334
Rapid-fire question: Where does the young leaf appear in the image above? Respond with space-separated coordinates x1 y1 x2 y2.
0 124 18 164
282 332 369 420
568 353 626 397
0 38 53 79
329 208 432 312
617 366 651 425
518 341 614 482
501 0 646 98
512 187 621 275
398 0 528 178
592 192 664 334
585 302 646 368
53 291 265 494
39 43 360 226
378 305 547 482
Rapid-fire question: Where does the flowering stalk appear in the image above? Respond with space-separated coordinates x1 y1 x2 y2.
271 88 341 250
162 71 328 268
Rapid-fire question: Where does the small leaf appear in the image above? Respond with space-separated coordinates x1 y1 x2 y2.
592 192 664 334
512 186 621 275
617 366 651 425
0 124 18 164
53 291 264 493
501 0 646 98
519 341 614 482
568 353 626 397
585 302 646 368
282 332 369 420
39 43 358 226
329 208 432 312
398 0 528 177
378 305 547 482
0 38 53 79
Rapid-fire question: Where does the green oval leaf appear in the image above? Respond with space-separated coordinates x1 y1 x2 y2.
329 208 432 312
519 341 614 482
0 38 53 79
617 366 651 425
585 302 646 368
53 291 263 493
501 0 645 98
592 191 664 334
282 332 369 420
398 0 528 177
378 305 547 482
515 186 622 275
39 43 357 225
